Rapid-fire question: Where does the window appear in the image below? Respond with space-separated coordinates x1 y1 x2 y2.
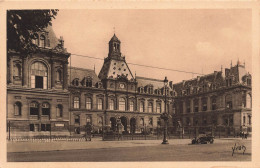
156 103 161 113
211 97 217 110
140 101 144 112
31 62 47 89
179 102 183 114
186 100 190 113
149 118 153 126
42 102 50 115
86 98 92 109
109 99 115 110
186 118 190 126
39 35 45 47
29 124 34 131
119 98 126 111
30 102 39 115
56 69 62 81
248 115 251 125
139 87 144 93
32 34 39 45
56 104 63 117
14 102 22 116
148 86 153 94
202 97 207 111
243 116 246 125
41 124 51 131
86 77 92 87
129 101 134 111
247 79 251 86
73 97 80 109
72 79 79 86
13 63 21 79
97 98 103 110
86 115 92 124
75 115 80 124
225 94 232 109
194 99 199 112
246 93 252 108
148 102 153 113
140 118 144 126
172 103 176 114
29 124 39 132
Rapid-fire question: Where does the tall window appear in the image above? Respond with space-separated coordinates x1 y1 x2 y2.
97 98 103 110
148 102 153 113
156 103 161 113
194 99 199 112
140 101 144 112
211 97 217 110
186 100 190 113
86 115 92 124
73 97 80 109
56 104 63 117
75 115 80 124
42 102 50 115
248 115 251 125
72 79 79 86
149 118 153 126
32 34 39 45
246 93 252 108
86 98 92 110
14 102 22 116
110 99 115 110
243 116 246 125
119 98 126 111
179 102 183 114
39 35 45 47
226 94 232 109
140 118 144 126
56 69 62 82
202 97 207 111
129 101 134 111
30 102 39 115
31 62 48 89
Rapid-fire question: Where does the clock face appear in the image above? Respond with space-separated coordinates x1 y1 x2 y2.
119 83 125 89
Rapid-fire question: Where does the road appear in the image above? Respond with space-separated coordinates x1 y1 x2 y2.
7 139 251 162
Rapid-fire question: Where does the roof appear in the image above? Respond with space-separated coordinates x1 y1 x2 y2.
136 76 165 89
44 26 59 49
69 67 99 84
109 34 120 43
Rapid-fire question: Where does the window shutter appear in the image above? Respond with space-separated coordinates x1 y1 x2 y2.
43 77 47 89
31 75 35 88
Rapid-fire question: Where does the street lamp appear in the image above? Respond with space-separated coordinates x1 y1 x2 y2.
161 76 170 144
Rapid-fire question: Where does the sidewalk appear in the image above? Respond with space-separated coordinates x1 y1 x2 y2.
7 137 250 153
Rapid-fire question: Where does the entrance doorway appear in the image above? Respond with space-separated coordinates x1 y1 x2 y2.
120 116 128 133
130 118 136 133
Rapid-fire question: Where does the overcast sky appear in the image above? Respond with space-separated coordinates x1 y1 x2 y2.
51 9 251 83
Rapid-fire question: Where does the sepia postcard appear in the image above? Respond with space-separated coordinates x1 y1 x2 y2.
0 1 260 168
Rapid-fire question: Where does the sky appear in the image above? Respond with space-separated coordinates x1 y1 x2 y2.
51 9 252 83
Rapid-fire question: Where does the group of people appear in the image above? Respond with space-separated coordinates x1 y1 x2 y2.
236 131 248 139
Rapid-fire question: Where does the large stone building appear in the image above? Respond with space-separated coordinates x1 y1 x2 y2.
7 27 252 138
68 34 173 134
171 62 252 136
7 26 71 137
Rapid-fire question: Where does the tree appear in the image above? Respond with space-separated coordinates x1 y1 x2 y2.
7 10 58 54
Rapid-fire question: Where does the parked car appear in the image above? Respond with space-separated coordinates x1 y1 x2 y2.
191 134 214 144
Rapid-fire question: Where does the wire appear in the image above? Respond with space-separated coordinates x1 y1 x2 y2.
70 53 204 76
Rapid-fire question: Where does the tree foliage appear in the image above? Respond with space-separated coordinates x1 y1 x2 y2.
7 10 58 54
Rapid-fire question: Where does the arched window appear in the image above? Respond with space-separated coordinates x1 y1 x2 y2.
73 97 80 109
148 102 153 113
30 102 39 115
186 100 191 113
140 101 144 112
39 35 45 48
97 98 103 110
13 63 21 79
225 94 232 109
42 102 50 115
149 118 153 126
86 97 92 110
156 103 161 113
243 116 246 125
140 118 144 126
31 62 48 89
109 99 115 110
56 69 62 82
119 98 126 111
129 101 134 111
86 115 92 124
75 115 80 124
32 34 39 45
211 97 217 110
56 104 63 117
86 77 92 87
14 102 22 116
248 115 251 125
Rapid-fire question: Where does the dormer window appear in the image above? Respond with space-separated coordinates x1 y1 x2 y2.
32 34 39 45
39 35 45 48
86 77 92 87
72 79 79 86
139 87 144 93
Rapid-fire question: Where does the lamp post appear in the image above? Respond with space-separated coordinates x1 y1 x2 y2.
161 76 170 144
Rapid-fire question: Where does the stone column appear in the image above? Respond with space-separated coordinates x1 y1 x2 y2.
22 57 28 86
190 98 194 113
51 59 55 89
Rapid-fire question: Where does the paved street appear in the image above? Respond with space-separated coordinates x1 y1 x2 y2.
7 138 251 162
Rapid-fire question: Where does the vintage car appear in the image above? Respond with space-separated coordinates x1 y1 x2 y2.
191 134 214 144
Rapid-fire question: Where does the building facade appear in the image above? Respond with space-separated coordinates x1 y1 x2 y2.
7 26 71 137
7 27 252 138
